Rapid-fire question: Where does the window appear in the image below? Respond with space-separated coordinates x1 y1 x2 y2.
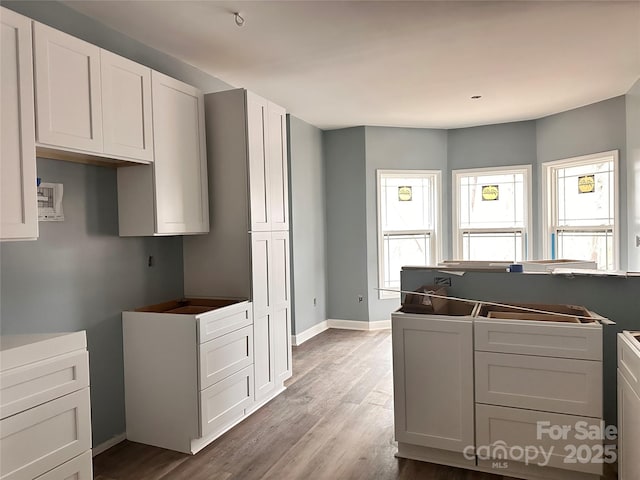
543 151 618 271
453 165 531 262
377 170 441 299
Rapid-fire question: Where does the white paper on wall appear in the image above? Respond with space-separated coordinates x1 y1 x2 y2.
37 182 64 221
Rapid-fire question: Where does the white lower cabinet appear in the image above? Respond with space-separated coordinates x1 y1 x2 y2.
618 332 640 480
34 450 92 480
393 306 608 480
123 299 256 454
392 312 475 454
200 365 253 438
252 231 292 403
0 332 92 480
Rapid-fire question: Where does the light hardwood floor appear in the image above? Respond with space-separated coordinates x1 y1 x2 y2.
94 328 510 480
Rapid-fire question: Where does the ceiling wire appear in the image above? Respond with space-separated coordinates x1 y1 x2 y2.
234 12 245 27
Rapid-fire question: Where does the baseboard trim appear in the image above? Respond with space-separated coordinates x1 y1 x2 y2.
291 318 391 346
327 319 391 331
92 432 126 457
292 320 329 346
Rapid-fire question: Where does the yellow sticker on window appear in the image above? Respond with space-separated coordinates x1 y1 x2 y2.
481 185 499 201
578 175 595 193
398 186 412 201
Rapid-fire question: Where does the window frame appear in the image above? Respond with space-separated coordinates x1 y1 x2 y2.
376 169 442 300
541 150 619 271
452 165 533 262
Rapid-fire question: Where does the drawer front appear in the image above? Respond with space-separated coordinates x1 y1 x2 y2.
474 319 602 360
476 404 603 475
34 450 92 480
618 333 640 397
199 326 253 390
0 388 92 480
0 350 89 419
199 365 253 438
475 352 602 417
198 302 252 344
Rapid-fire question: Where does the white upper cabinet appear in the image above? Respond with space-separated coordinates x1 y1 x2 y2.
152 71 208 235
117 72 209 236
247 92 289 232
33 22 103 153
33 22 153 164
1 7 38 240
100 50 153 162
267 102 288 231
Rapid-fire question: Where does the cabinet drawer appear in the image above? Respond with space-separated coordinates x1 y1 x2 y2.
618 333 640 397
475 352 602 417
476 404 603 475
0 388 91 480
200 365 253 438
199 326 253 390
0 350 89 419
198 302 252 344
34 450 92 480
474 319 602 360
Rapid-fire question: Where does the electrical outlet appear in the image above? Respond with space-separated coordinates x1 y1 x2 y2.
434 277 451 287
358 295 364 303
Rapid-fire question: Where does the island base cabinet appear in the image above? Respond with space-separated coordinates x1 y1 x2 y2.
391 313 475 452
618 332 640 480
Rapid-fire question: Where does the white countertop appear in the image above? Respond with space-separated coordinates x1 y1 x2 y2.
0 331 87 371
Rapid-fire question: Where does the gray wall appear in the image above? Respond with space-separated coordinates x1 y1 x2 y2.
0 1 232 447
448 121 539 257
627 80 640 271
364 127 448 321
2 1 232 94
325 96 631 322
287 116 327 334
536 96 628 268
401 267 640 430
0 159 184 446
324 128 369 321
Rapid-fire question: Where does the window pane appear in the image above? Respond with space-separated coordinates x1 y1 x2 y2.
555 161 614 227
383 233 431 289
459 173 525 228
462 231 523 262
381 176 434 231
556 230 614 270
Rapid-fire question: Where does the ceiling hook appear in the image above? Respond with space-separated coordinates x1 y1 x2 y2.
234 12 245 27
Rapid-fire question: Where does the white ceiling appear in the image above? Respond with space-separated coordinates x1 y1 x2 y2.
64 1 640 130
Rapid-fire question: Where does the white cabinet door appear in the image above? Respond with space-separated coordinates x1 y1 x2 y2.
252 232 275 401
619 369 640 479
247 92 289 232
33 22 103 152
392 314 474 452
271 231 292 383
0 388 91 480
101 50 153 163
0 7 37 240
247 92 270 232
252 231 292 400
267 102 289 231
151 71 208 235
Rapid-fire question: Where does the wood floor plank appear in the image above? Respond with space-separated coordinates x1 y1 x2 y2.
94 328 506 480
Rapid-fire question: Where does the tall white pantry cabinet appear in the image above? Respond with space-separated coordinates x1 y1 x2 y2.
184 88 292 406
